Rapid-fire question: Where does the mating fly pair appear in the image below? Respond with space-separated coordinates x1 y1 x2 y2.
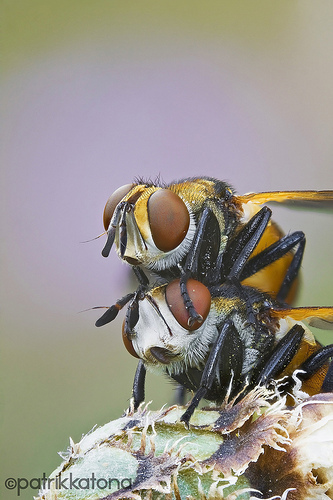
96 177 333 425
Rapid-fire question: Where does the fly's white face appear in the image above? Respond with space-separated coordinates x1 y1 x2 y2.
127 283 218 376
102 184 197 270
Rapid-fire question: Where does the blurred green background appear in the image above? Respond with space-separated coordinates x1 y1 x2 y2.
1 2 333 499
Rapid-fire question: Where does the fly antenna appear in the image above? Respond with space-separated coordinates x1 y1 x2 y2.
80 231 107 243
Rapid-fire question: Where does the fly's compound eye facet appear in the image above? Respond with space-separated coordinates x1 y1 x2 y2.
147 189 190 251
122 319 140 359
165 279 211 331
103 184 134 230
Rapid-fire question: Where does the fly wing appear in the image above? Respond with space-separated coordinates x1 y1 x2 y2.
237 190 333 210
271 306 333 330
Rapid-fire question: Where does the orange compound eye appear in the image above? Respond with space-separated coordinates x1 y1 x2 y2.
103 184 135 230
147 190 190 252
165 279 211 331
122 319 140 359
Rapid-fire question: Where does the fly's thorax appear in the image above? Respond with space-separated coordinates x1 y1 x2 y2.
213 293 244 318
210 292 274 376
169 178 217 212
129 285 219 376
170 178 233 254
168 177 233 212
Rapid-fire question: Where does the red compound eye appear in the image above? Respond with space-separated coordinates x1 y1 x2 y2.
122 319 140 359
165 279 211 331
147 190 190 252
103 184 134 230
